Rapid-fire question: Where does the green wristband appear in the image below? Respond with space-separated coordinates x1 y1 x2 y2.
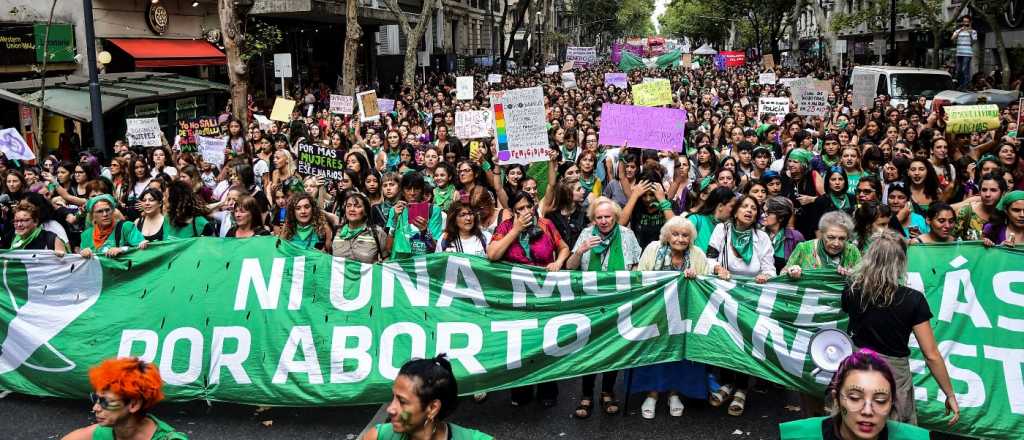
481 161 492 172
658 199 673 211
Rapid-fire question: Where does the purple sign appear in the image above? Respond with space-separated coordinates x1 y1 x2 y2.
611 42 645 64
604 73 628 89
598 103 687 152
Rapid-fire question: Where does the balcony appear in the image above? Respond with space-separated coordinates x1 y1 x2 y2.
251 0 424 25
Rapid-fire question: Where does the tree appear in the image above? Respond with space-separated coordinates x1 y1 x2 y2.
660 0 731 48
342 0 362 95
973 0 1011 88
617 0 655 36
218 0 255 122
498 0 532 70
383 0 440 86
906 0 970 69
574 0 624 47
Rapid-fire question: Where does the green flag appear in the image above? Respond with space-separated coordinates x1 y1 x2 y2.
655 49 682 69
618 51 645 73
0 240 1020 440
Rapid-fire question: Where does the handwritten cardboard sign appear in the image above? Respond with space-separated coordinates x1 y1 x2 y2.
329 94 354 114
598 103 687 152
175 116 221 153
125 117 162 147
454 110 493 139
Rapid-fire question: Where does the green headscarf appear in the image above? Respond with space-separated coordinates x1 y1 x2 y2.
699 176 715 193
997 191 1024 212
85 194 117 214
816 238 843 268
788 148 813 168
975 154 1001 174
730 223 754 264
588 225 625 271
755 123 775 138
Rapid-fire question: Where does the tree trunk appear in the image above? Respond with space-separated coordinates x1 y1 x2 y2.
342 0 362 95
384 0 438 86
976 9 1011 88
218 0 250 123
502 0 531 70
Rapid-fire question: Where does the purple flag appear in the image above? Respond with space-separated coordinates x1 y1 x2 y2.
598 103 687 152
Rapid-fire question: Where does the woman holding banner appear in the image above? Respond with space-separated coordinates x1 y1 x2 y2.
333 192 388 262
8 201 66 254
706 194 775 416
785 211 860 277
843 230 959 425
631 216 712 419
78 195 144 258
280 193 333 252
565 197 642 418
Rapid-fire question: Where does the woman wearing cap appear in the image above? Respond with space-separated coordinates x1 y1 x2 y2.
78 195 145 258
362 355 492 440
887 182 929 239
983 190 1024 246
842 230 959 425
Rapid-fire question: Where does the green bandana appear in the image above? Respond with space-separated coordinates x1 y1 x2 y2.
788 148 813 167
829 193 849 211
770 229 785 259
699 176 714 193
337 224 366 240
517 230 535 262
997 191 1024 212
10 226 42 250
588 225 626 271
293 224 317 248
579 174 597 195
730 223 754 264
433 184 455 211
821 154 839 168
560 145 579 163
816 238 843 268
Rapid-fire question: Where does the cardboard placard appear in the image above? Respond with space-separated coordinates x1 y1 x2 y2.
490 87 548 165
544 65 559 74
270 97 296 122
758 97 790 125
454 110 493 139
296 142 347 180
329 94 354 114
758 72 777 85
605 73 628 89
598 103 687 152
632 80 673 107
762 54 775 69
197 135 227 167
378 98 395 114
357 90 380 122
487 74 502 84
945 105 1000 134
565 46 597 66
561 72 577 89
125 117 162 147
792 79 831 118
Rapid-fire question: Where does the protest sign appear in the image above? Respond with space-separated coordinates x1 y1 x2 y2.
945 104 1000 134
253 114 272 131
357 90 380 122
543 65 559 74
175 116 220 153
605 73 628 89
778 77 800 89
197 135 227 168
758 97 790 125
758 72 777 85
490 86 548 164
329 94 354 114
632 80 672 107
565 46 597 66
378 98 395 114
721 51 745 67
270 97 296 122
0 242 1019 440
851 74 875 109
792 79 831 118
762 54 775 69
487 74 502 84
454 110 493 139
125 117 162 147
598 103 686 152
561 60 574 72
0 128 35 161
456 76 474 100
561 72 577 89
681 53 692 68
296 142 346 180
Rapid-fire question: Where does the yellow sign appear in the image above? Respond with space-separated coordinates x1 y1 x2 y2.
632 80 672 107
945 104 999 134
270 97 296 122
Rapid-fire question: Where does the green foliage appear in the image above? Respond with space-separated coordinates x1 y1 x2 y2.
617 0 656 36
240 19 283 62
574 0 625 43
660 0 730 47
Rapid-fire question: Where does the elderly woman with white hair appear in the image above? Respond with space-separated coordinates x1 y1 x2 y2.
630 216 715 419
784 211 861 279
567 196 642 418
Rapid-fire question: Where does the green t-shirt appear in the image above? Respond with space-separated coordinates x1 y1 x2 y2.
163 216 209 239
374 422 492 440
779 416 928 440
81 221 145 252
92 414 187 440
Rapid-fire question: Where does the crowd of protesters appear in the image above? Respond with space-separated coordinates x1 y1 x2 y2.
16 58 1018 431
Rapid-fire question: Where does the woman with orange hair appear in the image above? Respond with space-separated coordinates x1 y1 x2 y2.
61 357 188 440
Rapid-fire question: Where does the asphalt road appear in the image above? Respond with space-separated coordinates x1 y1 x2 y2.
0 378 968 439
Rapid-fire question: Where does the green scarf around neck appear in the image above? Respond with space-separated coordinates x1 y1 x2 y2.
816 238 843 268
829 192 849 211
10 226 41 250
730 223 754 264
434 185 455 211
770 229 785 259
337 223 366 240
588 225 625 271
294 224 317 247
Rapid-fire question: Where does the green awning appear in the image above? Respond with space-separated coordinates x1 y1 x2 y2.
0 72 227 122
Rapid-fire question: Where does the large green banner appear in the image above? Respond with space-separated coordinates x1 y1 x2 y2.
0 239 1019 439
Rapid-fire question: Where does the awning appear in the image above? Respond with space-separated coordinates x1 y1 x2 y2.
107 39 226 68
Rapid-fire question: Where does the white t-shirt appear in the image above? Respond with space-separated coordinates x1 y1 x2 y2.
437 231 491 257
152 166 177 178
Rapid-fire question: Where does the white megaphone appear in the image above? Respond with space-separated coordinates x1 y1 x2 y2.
808 328 854 375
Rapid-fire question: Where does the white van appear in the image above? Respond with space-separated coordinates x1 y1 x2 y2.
849 66 954 108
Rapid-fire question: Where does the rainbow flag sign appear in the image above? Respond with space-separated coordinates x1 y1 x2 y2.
489 87 548 165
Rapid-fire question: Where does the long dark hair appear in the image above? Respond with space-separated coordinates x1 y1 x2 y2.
696 187 736 216
166 180 209 227
906 158 939 200
443 201 484 246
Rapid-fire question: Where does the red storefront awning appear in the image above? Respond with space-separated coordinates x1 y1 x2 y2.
108 39 226 68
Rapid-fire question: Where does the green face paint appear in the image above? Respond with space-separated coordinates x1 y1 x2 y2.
398 410 413 426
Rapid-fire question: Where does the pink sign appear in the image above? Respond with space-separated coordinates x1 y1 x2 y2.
598 103 687 152
721 51 746 68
